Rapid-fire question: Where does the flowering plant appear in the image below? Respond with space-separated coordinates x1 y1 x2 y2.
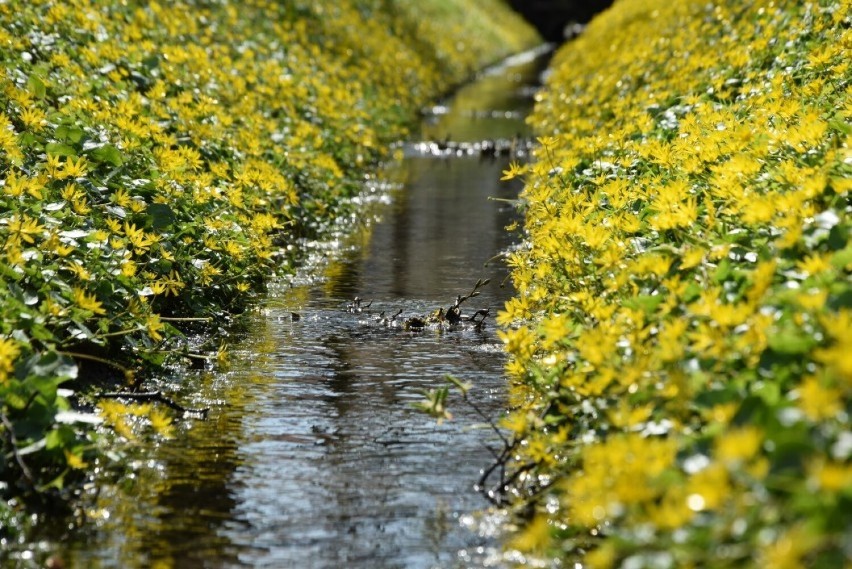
499 0 851 566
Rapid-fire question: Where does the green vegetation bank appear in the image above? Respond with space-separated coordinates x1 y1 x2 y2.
0 0 538 527
499 0 850 566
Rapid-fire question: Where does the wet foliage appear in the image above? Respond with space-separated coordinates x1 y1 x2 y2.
498 0 851 566
0 0 539 540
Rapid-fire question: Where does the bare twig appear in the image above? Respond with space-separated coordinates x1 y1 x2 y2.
58 351 131 375
462 392 511 448
1 411 34 483
484 461 537 506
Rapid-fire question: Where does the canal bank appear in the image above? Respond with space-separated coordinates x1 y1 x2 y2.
498 0 852 566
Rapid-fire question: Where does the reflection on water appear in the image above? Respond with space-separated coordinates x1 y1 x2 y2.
51 48 549 569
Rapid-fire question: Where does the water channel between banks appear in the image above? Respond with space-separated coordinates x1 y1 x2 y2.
50 47 550 569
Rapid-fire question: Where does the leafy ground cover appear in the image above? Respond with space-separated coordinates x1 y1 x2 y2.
498 0 850 566
0 0 538 531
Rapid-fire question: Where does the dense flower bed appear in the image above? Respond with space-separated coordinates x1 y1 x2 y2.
499 0 850 566
0 0 537 518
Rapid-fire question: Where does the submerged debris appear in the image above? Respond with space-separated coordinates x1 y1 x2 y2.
408 137 534 160
346 297 373 313
350 279 492 332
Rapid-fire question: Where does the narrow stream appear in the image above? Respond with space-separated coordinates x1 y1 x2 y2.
46 48 549 569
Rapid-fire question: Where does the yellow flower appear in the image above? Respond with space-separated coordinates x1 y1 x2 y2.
499 326 536 360
65 262 92 281
198 262 222 286
715 426 763 464
607 400 653 428
159 270 185 297
6 214 44 244
500 160 525 181
148 407 174 439
63 449 88 470
104 217 122 234
585 544 616 569
509 514 551 552
59 155 89 179
647 485 694 530
564 434 677 526
120 260 137 278
797 375 842 422
112 187 132 208
808 460 852 492
796 253 832 277
686 462 729 510
2 170 26 197
19 107 46 130
71 288 107 316
819 309 852 341
44 153 63 178
679 247 705 270
758 526 820 569
0 337 21 382
123 221 155 251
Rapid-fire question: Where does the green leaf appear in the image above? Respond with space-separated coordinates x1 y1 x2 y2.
828 287 852 310
27 75 46 99
3 388 31 410
45 425 76 451
694 385 739 408
445 374 472 395
713 258 732 283
767 329 817 355
831 245 852 270
55 124 85 144
828 118 851 135
147 203 176 230
18 131 42 150
624 294 665 315
45 142 77 157
827 223 848 251
0 261 23 281
68 320 99 343
39 471 66 491
88 144 124 166
411 387 453 422
27 351 78 381
752 380 781 406
683 282 702 303
141 54 160 70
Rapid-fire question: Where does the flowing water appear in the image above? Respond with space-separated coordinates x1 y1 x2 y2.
31 47 549 569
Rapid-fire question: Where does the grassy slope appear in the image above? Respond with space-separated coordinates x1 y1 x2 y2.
0 0 538 519
499 0 850 566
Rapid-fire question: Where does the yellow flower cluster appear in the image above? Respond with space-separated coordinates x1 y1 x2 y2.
0 0 537 350
500 0 850 565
